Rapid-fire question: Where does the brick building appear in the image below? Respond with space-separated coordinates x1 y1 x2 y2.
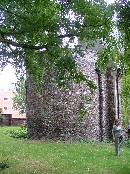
0 90 25 118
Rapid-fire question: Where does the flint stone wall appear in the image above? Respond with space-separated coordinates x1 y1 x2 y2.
26 51 115 141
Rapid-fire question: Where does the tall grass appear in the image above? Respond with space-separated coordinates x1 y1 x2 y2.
0 127 130 174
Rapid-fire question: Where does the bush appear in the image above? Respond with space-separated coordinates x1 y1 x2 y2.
0 115 5 123
126 139 130 148
20 120 27 129
0 160 9 170
9 127 27 139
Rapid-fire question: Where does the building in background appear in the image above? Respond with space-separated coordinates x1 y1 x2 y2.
0 90 26 118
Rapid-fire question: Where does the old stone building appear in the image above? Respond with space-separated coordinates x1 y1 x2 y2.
26 49 120 141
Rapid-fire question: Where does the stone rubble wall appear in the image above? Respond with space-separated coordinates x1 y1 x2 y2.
26 52 114 141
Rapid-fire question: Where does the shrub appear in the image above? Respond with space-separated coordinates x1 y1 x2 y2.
0 160 9 170
0 115 5 123
20 120 27 129
126 139 130 148
9 127 27 139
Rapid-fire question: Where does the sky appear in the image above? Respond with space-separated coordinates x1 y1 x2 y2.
0 65 17 91
107 0 115 3
0 0 114 91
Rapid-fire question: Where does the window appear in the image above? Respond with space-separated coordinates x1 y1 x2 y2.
4 97 8 100
4 107 7 110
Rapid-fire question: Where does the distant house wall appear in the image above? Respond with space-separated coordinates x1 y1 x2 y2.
0 91 26 118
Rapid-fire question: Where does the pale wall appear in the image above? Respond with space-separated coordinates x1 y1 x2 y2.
0 91 25 118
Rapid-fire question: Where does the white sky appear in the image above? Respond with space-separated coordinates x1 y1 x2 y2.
0 65 17 91
0 0 114 91
107 0 114 3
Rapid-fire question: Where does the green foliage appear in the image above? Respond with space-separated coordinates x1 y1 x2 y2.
78 106 87 122
96 1 130 126
120 73 130 126
0 108 4 123
78 95 93 121
0 108 2 114
1 0 130 82
115 1 130 46
0 0 113 89
0 160 9 170
127 139 130 148
96 1 130 75
12 77 26 114
9 127 27 139
0 115 5 123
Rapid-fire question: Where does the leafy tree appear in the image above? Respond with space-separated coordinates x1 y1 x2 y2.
96 1 130 73
0 108 5 124
12 77 26 114
120 73 130 126
112 0 130 126
0 0 113 89
115 0 130 70
1 0 129 140
95 1 130 127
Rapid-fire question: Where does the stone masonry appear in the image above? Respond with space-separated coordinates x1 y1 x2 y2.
26 51 116 141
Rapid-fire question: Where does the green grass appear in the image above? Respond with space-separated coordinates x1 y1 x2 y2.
0 127 130 174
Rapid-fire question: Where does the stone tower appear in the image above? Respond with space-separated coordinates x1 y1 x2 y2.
26 50 117 141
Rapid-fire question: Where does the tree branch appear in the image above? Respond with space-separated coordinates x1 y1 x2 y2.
0 37 47 50
0 30 25 36
0 33 80 50
58 33 79 38
0 29 79 38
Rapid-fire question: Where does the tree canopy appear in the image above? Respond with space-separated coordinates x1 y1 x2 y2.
0 0 114 88
114 0 130 72
114 0 130 125
12 77 26 115
0 0 130 89
120 73 130 125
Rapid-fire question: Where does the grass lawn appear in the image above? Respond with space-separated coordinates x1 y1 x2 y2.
0 127 130 174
